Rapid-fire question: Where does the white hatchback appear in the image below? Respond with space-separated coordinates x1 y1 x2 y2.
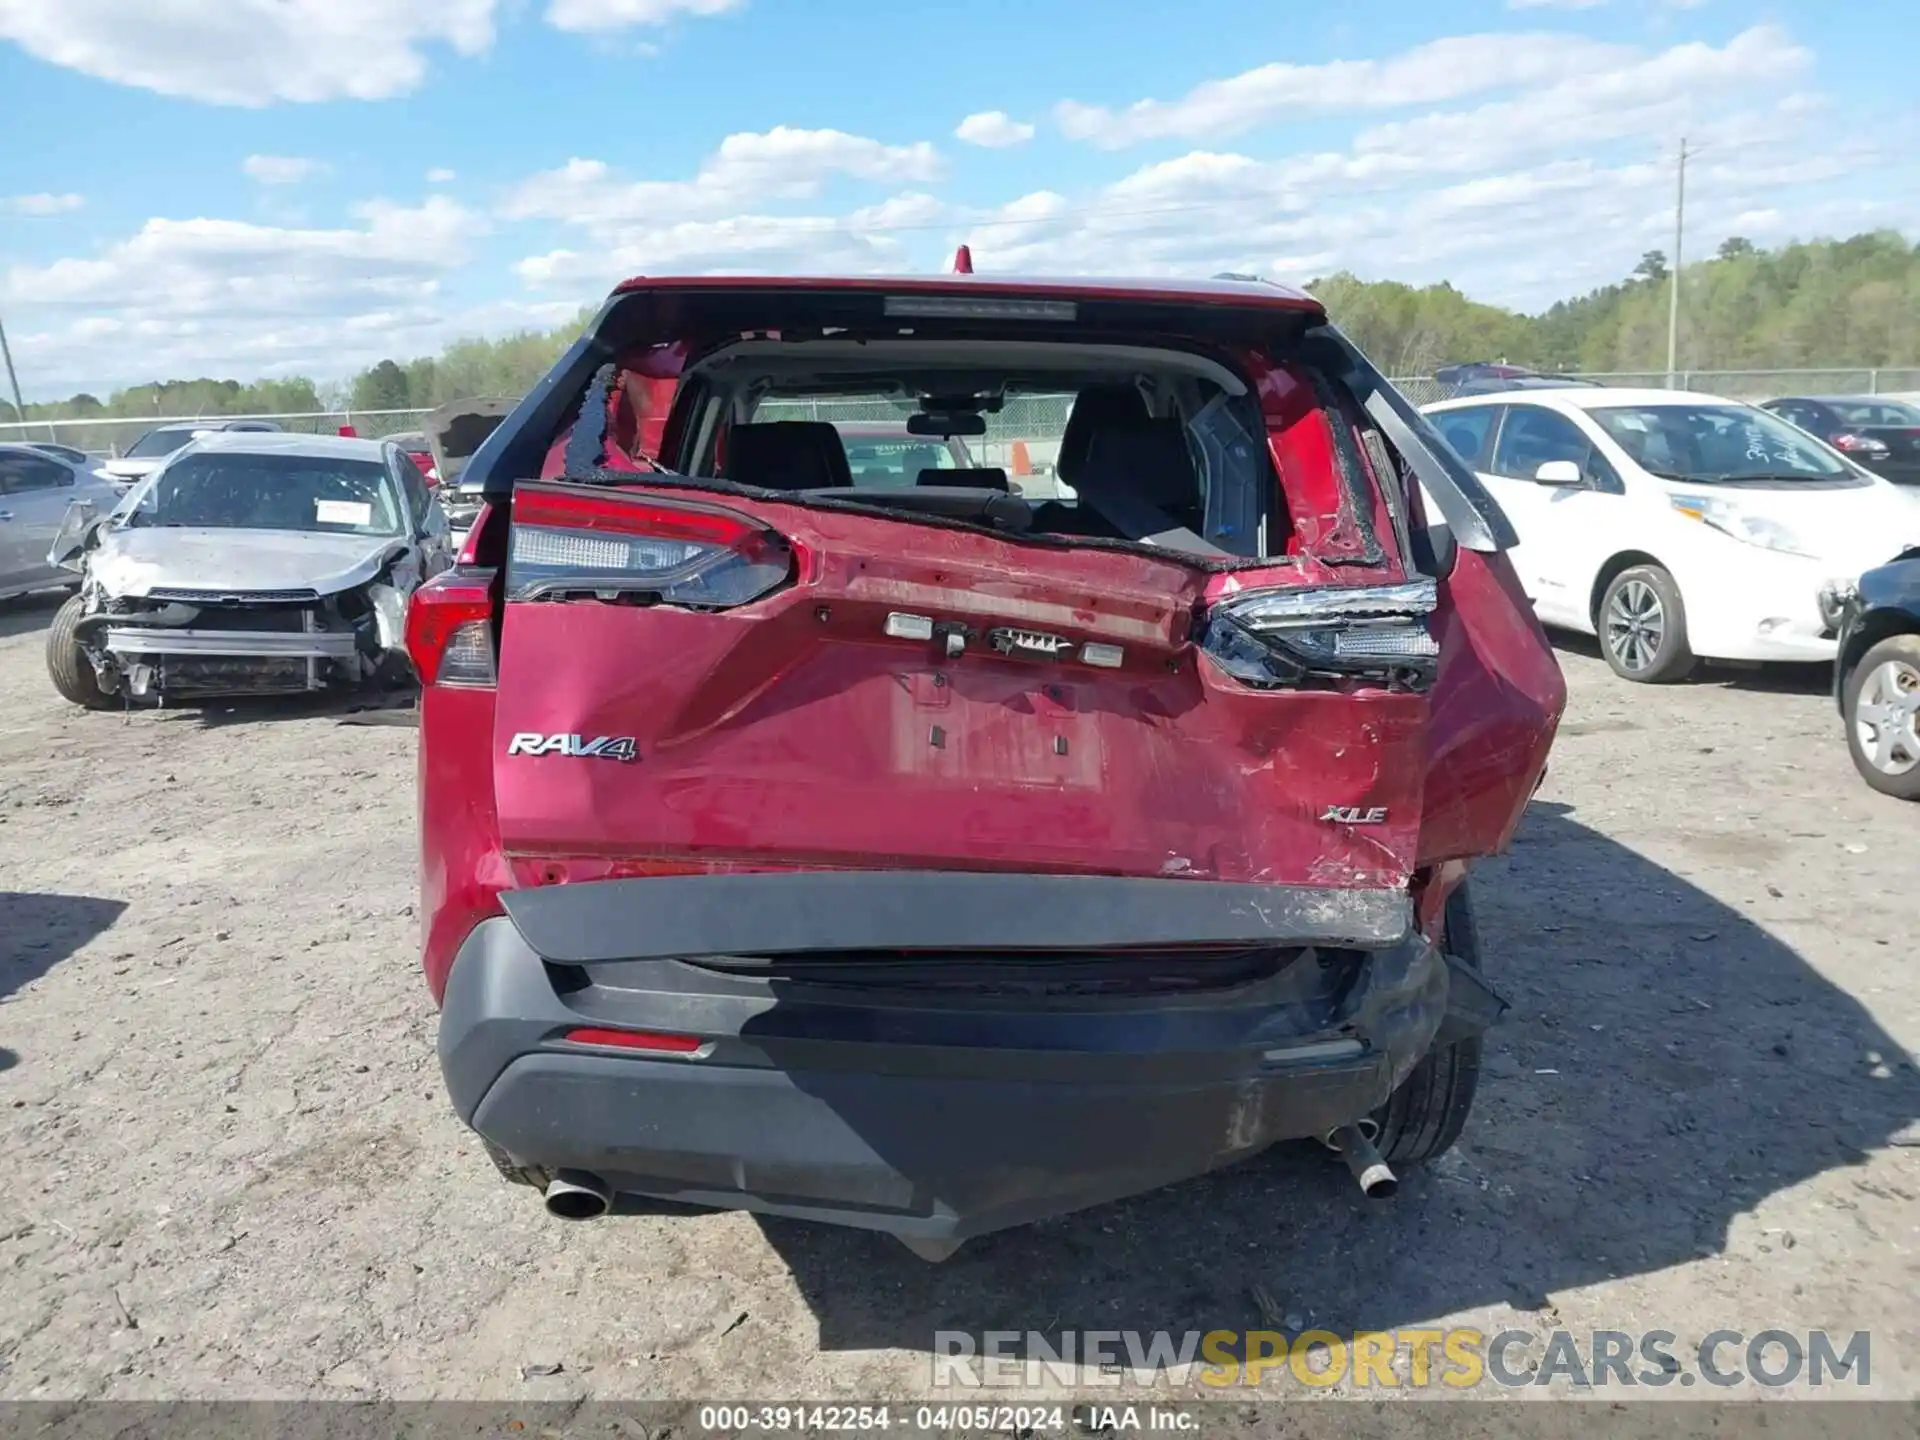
1422 387 1920 682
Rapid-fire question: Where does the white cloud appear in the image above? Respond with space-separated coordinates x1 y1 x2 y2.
502 127 948 289
951 27 1888 310
242 154 321 185
1347 24 1808 171
1056 31 1629 148
7 192 84 215
544 0 745 33
1507 0 1608 10
517 216 908 288
849 192 948 230
0 0 497 104
955 111 1036 148
502 127 944 232
0 197 498 393
426 168 458 185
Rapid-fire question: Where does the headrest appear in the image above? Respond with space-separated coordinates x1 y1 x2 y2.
724 422 852 491
1075 419 1200 516
1057 384 1151 484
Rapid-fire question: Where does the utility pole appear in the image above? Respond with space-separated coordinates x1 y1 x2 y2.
1666 137 1689 389
0 312 26 431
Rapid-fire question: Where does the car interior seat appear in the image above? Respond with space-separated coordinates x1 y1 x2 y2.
723 422 854 491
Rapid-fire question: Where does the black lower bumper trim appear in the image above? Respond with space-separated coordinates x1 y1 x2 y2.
439 896 1452 1242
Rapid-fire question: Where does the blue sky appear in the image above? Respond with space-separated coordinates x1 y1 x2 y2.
1 0 1915 399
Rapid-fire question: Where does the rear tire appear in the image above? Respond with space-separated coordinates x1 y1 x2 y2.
1598 565 1694 683
45 595 113 709
1843 634 1920 801
1370 882 1483 1167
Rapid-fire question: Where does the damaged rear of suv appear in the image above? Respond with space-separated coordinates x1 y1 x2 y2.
413 274 1564 1258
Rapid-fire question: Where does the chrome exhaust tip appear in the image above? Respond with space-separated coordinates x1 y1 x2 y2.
1327 1122 1398 1200
543 1169 613 1220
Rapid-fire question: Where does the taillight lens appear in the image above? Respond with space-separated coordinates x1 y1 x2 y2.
1833 433 1890 457
507 485 793 607
1202 579 1440 690
406 569 497 687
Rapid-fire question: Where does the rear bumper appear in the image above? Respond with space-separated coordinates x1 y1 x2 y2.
437 874 1491 1242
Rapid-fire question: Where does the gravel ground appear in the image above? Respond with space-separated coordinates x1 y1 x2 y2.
1 585 1916 1405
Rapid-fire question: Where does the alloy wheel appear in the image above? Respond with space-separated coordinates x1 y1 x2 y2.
1854 659 1920 776
1605 579 1665 674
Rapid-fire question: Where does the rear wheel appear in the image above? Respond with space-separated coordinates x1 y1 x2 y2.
1370 882 1483 1167
1599 565 1694 683
1844 634 1920 800
45 595 113 709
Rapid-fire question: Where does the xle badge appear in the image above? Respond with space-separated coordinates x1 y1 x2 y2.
1321 805 1388 824
506 732 639 762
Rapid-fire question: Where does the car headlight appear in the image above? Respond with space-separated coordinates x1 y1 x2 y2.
1670 494 1816 557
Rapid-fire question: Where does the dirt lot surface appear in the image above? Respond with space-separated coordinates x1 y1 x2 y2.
1 585 1916 1405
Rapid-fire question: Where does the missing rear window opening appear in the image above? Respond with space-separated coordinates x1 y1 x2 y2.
552 336 1347 568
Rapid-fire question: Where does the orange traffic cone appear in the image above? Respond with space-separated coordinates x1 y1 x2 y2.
1011 439 1032 476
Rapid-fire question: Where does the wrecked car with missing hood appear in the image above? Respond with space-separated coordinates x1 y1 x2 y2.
423 397 515 551
412 272 1566 1260
46 431 453 708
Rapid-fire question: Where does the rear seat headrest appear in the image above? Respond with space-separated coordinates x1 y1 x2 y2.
724 421 852 491
1058 385 1152 484
1076 419 1201 516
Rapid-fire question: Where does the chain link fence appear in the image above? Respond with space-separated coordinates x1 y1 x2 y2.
10 369 1920 461
0 408 434 458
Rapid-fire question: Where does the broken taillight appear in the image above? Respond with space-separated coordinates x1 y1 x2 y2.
507 484 795 608
1201 579 1440 690
406 570 498 687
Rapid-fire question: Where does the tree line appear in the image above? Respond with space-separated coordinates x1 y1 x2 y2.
5 233 1917 425
1311 229 1920 378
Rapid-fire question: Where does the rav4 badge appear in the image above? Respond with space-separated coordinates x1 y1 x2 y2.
1321 805 1388 824
506 733 639 762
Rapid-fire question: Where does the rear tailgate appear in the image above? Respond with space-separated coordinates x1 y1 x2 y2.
489 483 1432 889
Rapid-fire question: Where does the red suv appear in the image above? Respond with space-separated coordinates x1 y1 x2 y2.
409 274 1563 1260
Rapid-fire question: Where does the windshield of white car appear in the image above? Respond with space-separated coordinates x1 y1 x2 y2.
1589 404 1862 484
119 453 406 535
125 429 200 460
1830 399 1920 427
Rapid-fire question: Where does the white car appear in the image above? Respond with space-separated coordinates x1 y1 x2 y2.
1422 387 1920 682
99 418 284 489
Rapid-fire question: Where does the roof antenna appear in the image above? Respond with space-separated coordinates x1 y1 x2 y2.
950 245 974 275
